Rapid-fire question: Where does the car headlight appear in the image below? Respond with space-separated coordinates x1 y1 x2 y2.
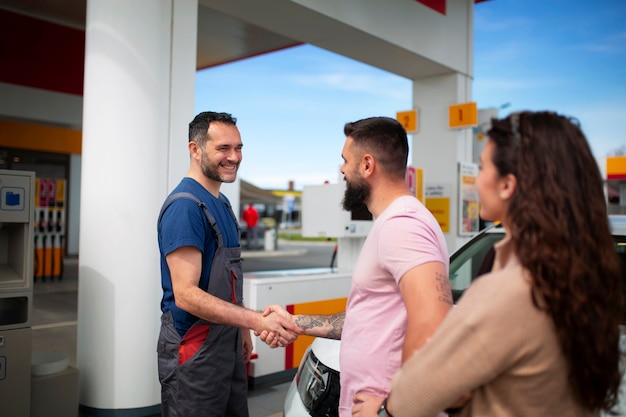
296 349 340 417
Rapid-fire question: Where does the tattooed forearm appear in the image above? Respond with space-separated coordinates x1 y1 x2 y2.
295 312 345 339
436 272 453 305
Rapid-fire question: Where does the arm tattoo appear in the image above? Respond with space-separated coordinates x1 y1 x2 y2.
295 312 345 339
436 272 453 305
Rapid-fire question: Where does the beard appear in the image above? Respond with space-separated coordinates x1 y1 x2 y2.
342 176 370 212
200 150 237 183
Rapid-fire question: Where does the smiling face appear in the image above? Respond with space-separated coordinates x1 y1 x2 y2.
198 121 243 184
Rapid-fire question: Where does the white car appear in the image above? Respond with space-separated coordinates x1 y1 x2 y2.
284 216 626 417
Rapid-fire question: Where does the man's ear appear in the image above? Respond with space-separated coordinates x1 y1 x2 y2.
499 173 517 200
362 154 375 177
188 141 201 160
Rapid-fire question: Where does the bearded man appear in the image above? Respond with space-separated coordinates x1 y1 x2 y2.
262 116 452 417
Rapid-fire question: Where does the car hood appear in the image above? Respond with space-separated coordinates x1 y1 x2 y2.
310 337 341 371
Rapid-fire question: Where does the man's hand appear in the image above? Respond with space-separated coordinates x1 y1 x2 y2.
352 392 384 417
257 304 303 348
241 328 253 363
255 305 302 348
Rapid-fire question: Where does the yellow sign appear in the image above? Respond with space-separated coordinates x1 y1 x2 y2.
425 197 450 233
396 109 418 133
607 156 626 180
449 102 478 129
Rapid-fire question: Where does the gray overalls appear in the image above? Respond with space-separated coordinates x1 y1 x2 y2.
157 193 247 417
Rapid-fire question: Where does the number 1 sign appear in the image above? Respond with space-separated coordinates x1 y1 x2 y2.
449 102 478 129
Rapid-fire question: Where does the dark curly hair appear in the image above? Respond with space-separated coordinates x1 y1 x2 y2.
487 111 623 413
188 111 237 147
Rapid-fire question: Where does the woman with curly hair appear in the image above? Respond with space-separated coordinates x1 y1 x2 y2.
352 111 624 416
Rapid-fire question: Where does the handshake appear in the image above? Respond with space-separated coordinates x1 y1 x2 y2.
254 304 304 348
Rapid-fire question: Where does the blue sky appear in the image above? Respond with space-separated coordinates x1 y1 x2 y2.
195 0 626 190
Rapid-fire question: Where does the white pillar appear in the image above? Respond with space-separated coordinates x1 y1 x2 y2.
67 154 81 256
77 0 197 413
411 72 473 253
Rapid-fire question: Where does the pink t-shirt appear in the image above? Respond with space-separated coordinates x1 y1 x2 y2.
339 196 448 417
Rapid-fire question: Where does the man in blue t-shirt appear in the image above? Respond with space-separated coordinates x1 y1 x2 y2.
157 111 300 417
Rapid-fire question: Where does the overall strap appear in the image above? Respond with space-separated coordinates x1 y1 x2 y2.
158 192 223 247
217 192 241 236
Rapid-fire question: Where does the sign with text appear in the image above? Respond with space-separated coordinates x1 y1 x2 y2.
449 102 478 129
458 162 479 236
396 109 419 134
425 183 450 233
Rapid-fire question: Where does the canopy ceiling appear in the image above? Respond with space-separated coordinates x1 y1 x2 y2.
0 0 300 70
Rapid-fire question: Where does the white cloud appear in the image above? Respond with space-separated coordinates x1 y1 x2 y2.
573 31 626 54
474 16 533 33
288 72 409 100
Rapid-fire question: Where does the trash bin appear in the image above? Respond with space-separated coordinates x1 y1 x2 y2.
264 229 276 251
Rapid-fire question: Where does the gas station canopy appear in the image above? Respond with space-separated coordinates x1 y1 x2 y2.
0 0 485 79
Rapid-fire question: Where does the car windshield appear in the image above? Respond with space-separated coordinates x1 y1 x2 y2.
449 227 504 302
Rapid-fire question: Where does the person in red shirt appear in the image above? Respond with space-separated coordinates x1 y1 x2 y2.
242 204 259 249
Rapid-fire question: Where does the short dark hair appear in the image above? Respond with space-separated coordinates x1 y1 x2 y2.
343 116 408 179
188 112 237 146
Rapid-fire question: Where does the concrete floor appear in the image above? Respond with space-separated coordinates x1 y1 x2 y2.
31 256 291 417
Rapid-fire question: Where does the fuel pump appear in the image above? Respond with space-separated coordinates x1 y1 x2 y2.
33 178 66 281
52 179 66 279
55 200 64 278
0 169 35 416
47 202 55 280
34 179 47 282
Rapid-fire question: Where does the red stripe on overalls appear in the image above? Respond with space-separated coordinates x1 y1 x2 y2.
231 270 237 303
179 323 210 365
